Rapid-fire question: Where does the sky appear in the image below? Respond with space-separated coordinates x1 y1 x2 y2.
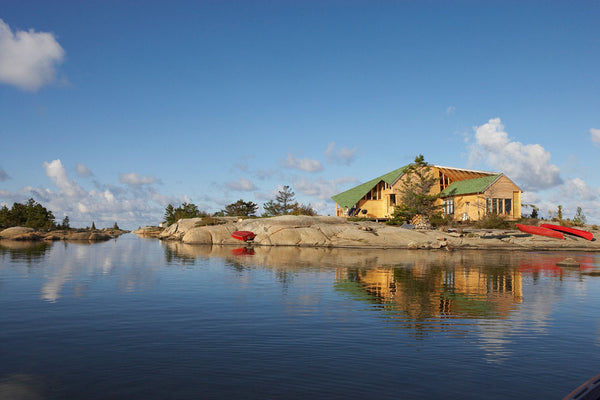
0 0 599 229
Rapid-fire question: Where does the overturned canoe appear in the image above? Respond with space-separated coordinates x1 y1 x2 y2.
516 224 564 239
540 224 594 241
231 231 255 242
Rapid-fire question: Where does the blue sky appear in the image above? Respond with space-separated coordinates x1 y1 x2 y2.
1 1 599 229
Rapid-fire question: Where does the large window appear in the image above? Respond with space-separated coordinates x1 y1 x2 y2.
443 198 454 215
487 198 512 215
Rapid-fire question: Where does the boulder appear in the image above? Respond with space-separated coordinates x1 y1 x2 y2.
0 227 38 240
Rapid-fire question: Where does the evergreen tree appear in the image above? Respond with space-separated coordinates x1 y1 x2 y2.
163 202 207 225
290 203 318 216
573 206 587 226
0 199 56 229
263 185 298 216
389 155 441 224
223 199 258 217
91 221 96 230
61 216 70 230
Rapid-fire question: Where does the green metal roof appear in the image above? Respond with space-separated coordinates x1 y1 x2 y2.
331 166 408 208
440 174 501 197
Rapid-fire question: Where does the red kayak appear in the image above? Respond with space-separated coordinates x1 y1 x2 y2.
516 224 564 239
540 224 594 241
231 231 255 242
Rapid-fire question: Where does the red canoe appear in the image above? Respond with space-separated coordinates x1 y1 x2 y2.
540 224 594 241
231 231 255 242
516 224 564 239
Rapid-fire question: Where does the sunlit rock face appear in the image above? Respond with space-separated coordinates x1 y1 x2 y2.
154 215 600 251
0 227 37 240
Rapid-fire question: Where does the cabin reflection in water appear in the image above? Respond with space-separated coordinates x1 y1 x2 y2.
336 266 522 323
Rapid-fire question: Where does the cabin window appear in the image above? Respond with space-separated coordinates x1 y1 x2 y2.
443 199 454 215
487 198 512 215
389 194 396 206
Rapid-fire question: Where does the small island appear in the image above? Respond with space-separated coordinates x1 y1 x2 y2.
133 215 600 252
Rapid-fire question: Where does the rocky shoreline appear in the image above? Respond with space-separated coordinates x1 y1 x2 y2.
0 226 129 242
133 215 600 251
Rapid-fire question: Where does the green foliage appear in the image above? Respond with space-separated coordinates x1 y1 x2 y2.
91 221 96 231
290 203 318 216
474 214 511 229
388 155 441 224
572 206 587 227
557 205 563 220
263 185 297 216
113 221 120 230
223 199 258 217
429 213 455 228
61 216 70 230
262 186 317 216
164 202 208 225
194 217 226 227
0 198 56 229
530 206 539 219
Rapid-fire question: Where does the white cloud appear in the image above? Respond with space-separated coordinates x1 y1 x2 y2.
226 177 256 191
560 178 599 201
76 163 93 178
283 153 323 172
471 118 562 191
119 172 156 186
293 176 358 200
590 128 600 144
0 19 65 91
0 159 189 229
0 167 8 181
446 106 456 116
43 159 86 198
324 142 358 165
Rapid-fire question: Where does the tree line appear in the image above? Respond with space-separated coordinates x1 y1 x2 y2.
0 198 59 230
0 198 122 231
163 185 316 225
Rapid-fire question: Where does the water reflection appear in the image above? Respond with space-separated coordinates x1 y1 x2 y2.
0 240 52 264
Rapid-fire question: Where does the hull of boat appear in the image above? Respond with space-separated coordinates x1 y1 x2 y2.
231 231 255 241
540 223 594 241
516 224 564 239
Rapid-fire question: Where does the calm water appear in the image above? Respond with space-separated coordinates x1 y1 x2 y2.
2 235 600 399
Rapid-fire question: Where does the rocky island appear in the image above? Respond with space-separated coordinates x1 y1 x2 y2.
133 215 600 251
0 226 129 242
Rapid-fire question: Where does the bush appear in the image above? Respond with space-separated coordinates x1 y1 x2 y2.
474 214 511 229
194 217 227 227
429 213 454 228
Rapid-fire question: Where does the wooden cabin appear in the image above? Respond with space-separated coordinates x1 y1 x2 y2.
332 164 522 222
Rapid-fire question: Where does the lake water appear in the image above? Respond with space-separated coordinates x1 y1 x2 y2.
2 234 600 399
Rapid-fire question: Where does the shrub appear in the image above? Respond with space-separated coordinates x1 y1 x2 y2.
474 214 511 229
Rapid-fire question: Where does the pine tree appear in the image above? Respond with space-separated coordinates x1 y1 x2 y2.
389 155 441 224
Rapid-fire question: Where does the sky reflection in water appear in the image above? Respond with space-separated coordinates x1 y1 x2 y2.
2 235 600 399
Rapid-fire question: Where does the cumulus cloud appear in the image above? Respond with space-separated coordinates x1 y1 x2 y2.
559 178 598 201
226 177 256 191
0 19 65 91
324 142 358 165
0 167 8 181
293 176 358 200
0 159 188 228
590 128 600 144
76 163 93 178
119 172 156 186
283 153 323 172
43 159 87 198
471 118 562 191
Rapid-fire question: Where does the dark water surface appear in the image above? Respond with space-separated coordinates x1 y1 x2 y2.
2 234 600 399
